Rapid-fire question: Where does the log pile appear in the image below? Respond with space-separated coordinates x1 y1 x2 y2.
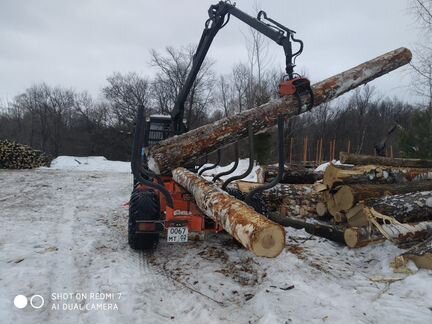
313 153 432 248
0 140 51 169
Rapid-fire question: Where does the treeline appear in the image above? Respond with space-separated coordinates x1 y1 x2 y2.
0 45 430 161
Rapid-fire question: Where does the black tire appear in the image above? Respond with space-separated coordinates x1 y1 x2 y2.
225 188 267 215
128 188 161 250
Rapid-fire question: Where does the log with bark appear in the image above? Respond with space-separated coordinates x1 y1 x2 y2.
235 181 320 215
345 191 432 227
332 180 432 213
172 168 286 257
397 237 432 270
267 212 345 244
339 152 432 169
256 165 323 184
344 221 432 248
147 48 412 175
322 163 429 189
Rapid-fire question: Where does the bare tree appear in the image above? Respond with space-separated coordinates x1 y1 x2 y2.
150 46 215 128
217 75 235 117
103 72 151 127
346 85 376 154
410 0 432 107
412 0 432 29
232 63 249 113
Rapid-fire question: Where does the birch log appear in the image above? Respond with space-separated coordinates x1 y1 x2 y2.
346 191 432 226
147 48 412 175
322 163 429 189
340 152 432 168
332 180 432 212
344 221 432 248
172 168 286 257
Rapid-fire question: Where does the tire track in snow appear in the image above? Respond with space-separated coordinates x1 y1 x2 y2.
128 249 215 323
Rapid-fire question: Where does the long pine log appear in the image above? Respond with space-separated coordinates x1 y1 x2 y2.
147 48 412 175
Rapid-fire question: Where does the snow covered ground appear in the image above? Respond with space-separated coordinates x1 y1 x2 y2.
1 157 432 324
48 156 130 173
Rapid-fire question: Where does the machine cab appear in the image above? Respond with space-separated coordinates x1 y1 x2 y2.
144 114 174 147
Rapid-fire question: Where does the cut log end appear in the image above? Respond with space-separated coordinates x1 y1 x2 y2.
253 225 286 258
406 254 432 270
344 228 361 248
334 186 354 212
401 237 432 270
316 202 328 217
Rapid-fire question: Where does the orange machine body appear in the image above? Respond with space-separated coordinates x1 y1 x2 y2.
137 177 223 234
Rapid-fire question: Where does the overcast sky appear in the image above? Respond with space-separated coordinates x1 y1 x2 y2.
0 0 423 103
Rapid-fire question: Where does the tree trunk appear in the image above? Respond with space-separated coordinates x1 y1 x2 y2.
172 168 286 258
344 221 432 248
147 48 412 175
256 165 322 184
322 163 429 189
339 152 432 168
399 237 432 270
333 180 432 212
346 191 432 226
267 212 345 244
235 181 319 215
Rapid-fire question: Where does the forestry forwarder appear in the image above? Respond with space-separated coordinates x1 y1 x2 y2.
129 1 313 249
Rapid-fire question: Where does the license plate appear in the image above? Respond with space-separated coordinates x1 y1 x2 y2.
167 227 188 243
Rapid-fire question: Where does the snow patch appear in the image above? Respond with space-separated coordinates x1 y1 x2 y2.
47 156 130 173
314 160 353 172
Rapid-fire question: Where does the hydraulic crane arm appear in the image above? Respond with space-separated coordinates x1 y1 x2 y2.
171 1 306 134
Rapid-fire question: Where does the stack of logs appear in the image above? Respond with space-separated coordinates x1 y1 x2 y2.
0 139 51 169
252 163 323 217
312 152 432 269
235 152 432 266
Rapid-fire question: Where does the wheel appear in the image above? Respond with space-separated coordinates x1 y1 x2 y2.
225 188 267 215
128 188 161 250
